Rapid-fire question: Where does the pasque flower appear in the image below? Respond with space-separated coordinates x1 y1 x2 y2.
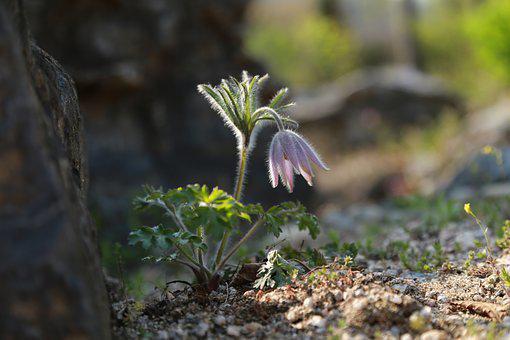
197 71 327 194
268 130 329 192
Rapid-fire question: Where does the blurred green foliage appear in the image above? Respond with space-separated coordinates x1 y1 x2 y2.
465 0 510 82
246 0 510 103
245 13 359 88
415 0 507 105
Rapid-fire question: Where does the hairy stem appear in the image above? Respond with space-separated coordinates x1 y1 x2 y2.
161 200 201 260
175 243 211 279
234 146 248 200
214 146 249 268
174 259 199 272
174 244 200 267
213 218 265 276
197 226 205 267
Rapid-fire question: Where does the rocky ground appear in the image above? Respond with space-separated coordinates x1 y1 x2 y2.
111 196 510 339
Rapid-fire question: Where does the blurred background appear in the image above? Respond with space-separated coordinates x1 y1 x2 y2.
23 0 510 291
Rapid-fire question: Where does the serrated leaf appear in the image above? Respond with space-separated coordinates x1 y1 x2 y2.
297 214 320 240
254 250 301 290
129 226 155 249
263 201 320 240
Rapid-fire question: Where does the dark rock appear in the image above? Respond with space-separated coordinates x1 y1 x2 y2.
24 0 315 241
0 1 110 338
448 148 510 188
445 147 510 199
438 98 510 198
231 263 261 287
294 65 464 149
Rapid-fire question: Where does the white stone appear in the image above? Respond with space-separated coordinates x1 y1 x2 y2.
156 330 170 340
389 294 403 304
303 296 315 309
437 294 448 303
195 322 209 337
309 315 326 328
226 325 241 337
286 308 300 322
213 315 226 326
420 330 448 340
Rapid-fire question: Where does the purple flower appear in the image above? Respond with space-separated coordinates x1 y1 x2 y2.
268 130 329 192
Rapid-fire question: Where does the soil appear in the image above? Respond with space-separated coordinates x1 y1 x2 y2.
111 201 510 339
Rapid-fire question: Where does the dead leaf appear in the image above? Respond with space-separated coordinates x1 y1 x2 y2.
450 300 507 322
231 263 261 287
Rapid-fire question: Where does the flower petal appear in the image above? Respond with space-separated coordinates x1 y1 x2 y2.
296 142 314 186
293 132 329 170
268 138 281 187
280 159 294 192
279 132 301 171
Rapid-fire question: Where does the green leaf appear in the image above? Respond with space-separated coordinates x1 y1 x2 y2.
129 226 156 249
170 230 206 250
297 214 320 240
265 213 284 238
263 201 320 240
268 87 288 109
254 250 301 290
142 253 178 264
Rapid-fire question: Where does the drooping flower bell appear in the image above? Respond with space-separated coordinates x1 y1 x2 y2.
268 130 329 192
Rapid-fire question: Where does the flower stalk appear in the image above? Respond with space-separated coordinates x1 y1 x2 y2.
213 217 266 276
214 144 249 267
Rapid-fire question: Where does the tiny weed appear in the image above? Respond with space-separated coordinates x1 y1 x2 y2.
496 220 510 250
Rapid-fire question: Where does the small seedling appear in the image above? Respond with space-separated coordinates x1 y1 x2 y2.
464 203 510 294
464 203 494 262
253 250 300 290
500 267 510 288
464 250 475 270
496 220 510 250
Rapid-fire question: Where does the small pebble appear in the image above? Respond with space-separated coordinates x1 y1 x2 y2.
156 330 170 340
303 297 315 309
392 284 409 293
226 325 241 337
390 325 400 337
351 298 368 311
309 315 326 328
389 294 403 305
425 291 436 299
354 289 364 297
195 322 209 337
242 290 256 298
437 294 448 303
213 315 226 326
386 269 398 276
502 316 510 327
420 306 432 319
420 329 448 340
424 300 436 307
244 322 263 333
333 289 344 302
286 308 300 322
